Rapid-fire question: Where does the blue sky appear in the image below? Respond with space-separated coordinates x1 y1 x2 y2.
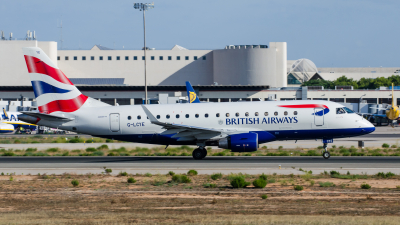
1 0 399 67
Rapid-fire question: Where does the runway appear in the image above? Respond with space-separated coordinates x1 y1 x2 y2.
1 156 400 175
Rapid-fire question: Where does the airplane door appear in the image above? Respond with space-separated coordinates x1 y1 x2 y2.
314 108 324 126
110 113 120 132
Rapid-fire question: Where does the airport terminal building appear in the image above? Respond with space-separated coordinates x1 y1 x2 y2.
0 38 399 113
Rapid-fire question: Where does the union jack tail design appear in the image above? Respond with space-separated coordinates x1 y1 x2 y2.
22 47 107 114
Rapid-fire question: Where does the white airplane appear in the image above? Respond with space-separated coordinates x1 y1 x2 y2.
1 108 37 133
19 47 375 159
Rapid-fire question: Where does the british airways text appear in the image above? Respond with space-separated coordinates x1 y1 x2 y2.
226 117 298 125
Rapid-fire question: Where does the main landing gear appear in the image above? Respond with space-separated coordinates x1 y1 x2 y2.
322 143 330 159
192 147 207 160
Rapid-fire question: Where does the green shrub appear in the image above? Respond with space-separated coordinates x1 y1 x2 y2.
14 139 21 144
105 168 112 174
26 148 37 152
391 145 397 148
91 151 104 156
187 169 198 176
330 171 340 176
46 148 58 152
107 152 118 156
168 171 175 176
97 144 109 150
9 176 13 181
106 139 113 143
71 180 79 187
119 171 128 176
62 151 69 156
382 143 390 148
319 182 335 187
230 176 250 188
172 174 191 183
259 173 268 181
69 138 84 143
2 152 14 156
213 152 226 156
32 152 49 156
261 194 268 199
203 183 217 188
127 177 136 183
211 173 223 180
361 183 371 189
85 147 96 152
268 178 276 183
294 185 303 191
145 173 152 177
310 180 315 186
377 172 396 178
252 178 267 188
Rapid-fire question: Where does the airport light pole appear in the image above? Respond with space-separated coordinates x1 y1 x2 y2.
134 2 154 105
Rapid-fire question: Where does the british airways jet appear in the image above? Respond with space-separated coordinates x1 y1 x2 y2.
19 47 375 159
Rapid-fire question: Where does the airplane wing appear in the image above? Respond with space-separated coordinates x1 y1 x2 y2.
185 81 201 103
142 105 236 141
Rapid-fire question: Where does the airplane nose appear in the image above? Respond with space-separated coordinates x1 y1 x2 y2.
359 119 375 134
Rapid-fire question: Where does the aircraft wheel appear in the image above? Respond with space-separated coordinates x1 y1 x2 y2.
323 151 330 159
192 148 204 160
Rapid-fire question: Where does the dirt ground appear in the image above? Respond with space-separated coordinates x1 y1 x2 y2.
1 172 400 224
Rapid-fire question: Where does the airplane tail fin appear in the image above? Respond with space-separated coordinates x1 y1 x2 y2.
22 47 108 114
185 81 200 103
2 108 8 120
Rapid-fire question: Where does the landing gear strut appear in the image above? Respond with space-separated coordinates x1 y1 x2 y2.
192 147 207 160
322 143 330 159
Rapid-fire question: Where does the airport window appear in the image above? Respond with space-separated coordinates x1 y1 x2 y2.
202 56 206 60
166 114 170 119
226 113 230 117
108 56 112 60
264 112 268 116
255 112 259 116
176 114 180 118
57 56 60 60
65 56 69 60
99 56 103 60
125 56 129 60
185 56 189 60
274 112 278 116
205 113 209 118
177 56 180 60
91 56 94 60
128 116 131 120
137 115 141 120
216 113 220 117
168 56 172 60
156 115 160 119
194 56 198 60
142 56 145 60
74 56 77 60
82 56 86 60
284 111 288 116
159 56 163 60
235 112 239 117
220 98 229 102
294 111 298 115
209 98 218 102
245 112 249 117
195 114 199 118
185 114 189 118
117 56 120 60
151 56 155 60
134 56 138 60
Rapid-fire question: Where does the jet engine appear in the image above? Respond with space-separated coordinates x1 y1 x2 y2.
218 132 258 152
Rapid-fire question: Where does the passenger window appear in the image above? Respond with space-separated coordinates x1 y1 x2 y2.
274 112 278 116
336 108 346 114
284 111 288 116
264 112 268 116
343 107 354 114
226 113 230 117
128 116 131 120
176 114 180 119
195 114 199 118
156 115 160 119
255 112 259 116
216 113 220 117
235 112 239 117
166 114 170 119
294 111 298 115
245 112 249 117
185 114 189 118
137 115 141 120
205 113 209 118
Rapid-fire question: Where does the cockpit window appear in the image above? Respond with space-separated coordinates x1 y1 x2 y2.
336 108 346 114
343 107 354 114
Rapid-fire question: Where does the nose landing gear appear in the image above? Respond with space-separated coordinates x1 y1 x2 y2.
322 143 330 159
192 147 207 160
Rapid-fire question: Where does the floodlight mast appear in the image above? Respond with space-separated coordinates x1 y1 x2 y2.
134 2 154 105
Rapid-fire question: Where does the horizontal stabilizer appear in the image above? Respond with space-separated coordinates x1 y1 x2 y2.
20 111 73 122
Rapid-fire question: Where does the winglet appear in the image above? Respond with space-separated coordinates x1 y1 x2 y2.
141 105 159 123
2 108 8 120
185 81 200 103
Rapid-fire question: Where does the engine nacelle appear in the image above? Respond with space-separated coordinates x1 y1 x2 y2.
218 132 258 152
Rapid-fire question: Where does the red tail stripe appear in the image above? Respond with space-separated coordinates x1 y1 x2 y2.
278 104 328 109
38 94 88 114
24 55 73 85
